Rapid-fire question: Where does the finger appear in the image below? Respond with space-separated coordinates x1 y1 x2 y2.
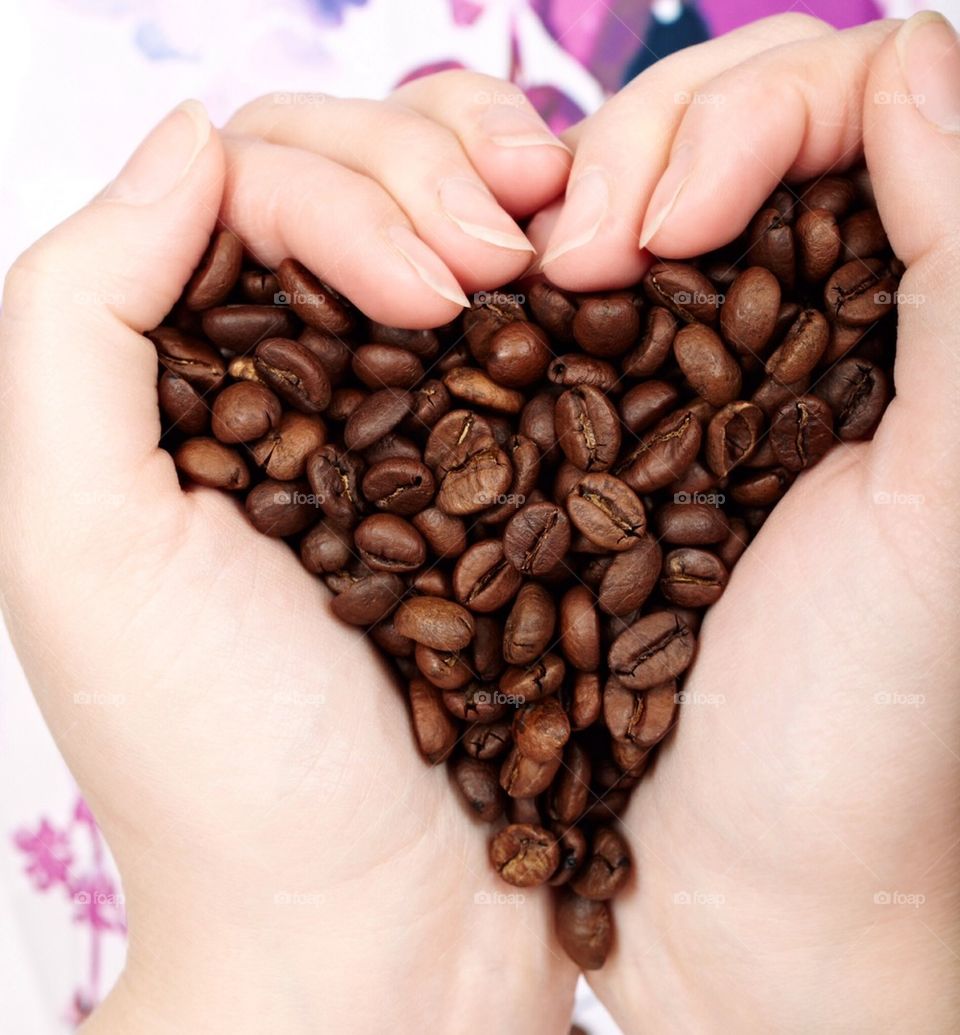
220 134 469 324
227 92 539 291
642 20 898 257
391 71 572 217
541 13 832 290
0 102 222 553
864 12 960 499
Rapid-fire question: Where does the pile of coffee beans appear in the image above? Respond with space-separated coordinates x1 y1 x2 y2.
152 172 899 970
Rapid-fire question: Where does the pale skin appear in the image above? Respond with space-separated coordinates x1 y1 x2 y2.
0 12 957 1035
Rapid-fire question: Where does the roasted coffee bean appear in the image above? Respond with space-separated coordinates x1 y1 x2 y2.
407 379 451 428
453 757 505 822
669 460 719 497
597 535 662 617
415 644 471 689
444 367 525 414
604 679 678 749
250 412 326 480
730 467 792 507
362 458 435 516
564 672 602 730
655 501 727 545
560 587 601 672
716 517 750 569
369 322 440 359
673 323 742 407
622 306 678 376
548 354 619 392
719 267 781 356
245 479 317 537
254 337 332 414
570 827 631 901
343 388 412 450
370 616 414 659
504 583 556 666
567 472 646 552
464 295 526 362
306 446 364 528
504 502 571 576
609 611 696 691
453 540 523 612
643 262 720 324
184 230 243 310
240 269 281 305
202 306 297 351
425 410 494 477
480 435 541 525
326 387 365 421
619 380 679 435
351 344 423 389
394 596 475 650
841 209 888 261
795 208 841 282
824 258 897 326
548 741 592 826
499 749 562 799
408 676 458 763
799 175 856 217
514 698 571 762
617 410 702 493
330 572 403 626
555 892 612 970
572 292 641 357
705 401 764 477
354 514 426 573
411 568 452 599
661 548 728 607
276 258 353 334
610 735 650 778
815 357 888 440
747 207 795 288
490 823 559 886
211 381 282 443
527 282 577 342
174 437 249 489
463 721 512 760
412 507 467 559
765 308 829 384
472 616 504 682
555 386 621 472
508 796 544 826
500 653 566 703
300 521 353 574
549 826 589 887
436 443 513 517
150 327 225 389
769 395 835 471
362 433 420 466
486 322 551 387
824 321 867 364
518 393 558 459
444 683 508 723
751 375 810 417
159 371 209 434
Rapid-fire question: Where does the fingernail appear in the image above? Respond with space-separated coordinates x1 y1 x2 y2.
897 11 960 133
438 178 535 252
480 105 572 151
103 100 211 204
639 144 694 250
541 168 609 266
386 225 470 308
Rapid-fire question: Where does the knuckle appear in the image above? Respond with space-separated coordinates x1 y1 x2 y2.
754 12 831 40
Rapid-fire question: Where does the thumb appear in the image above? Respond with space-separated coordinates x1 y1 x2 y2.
864 14 960 509
0 101 224 560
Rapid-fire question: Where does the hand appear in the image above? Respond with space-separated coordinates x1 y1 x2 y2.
0 75 576 1035
534 14 960 1032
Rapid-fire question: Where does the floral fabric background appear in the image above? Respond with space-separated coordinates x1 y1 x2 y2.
0 0 944 1030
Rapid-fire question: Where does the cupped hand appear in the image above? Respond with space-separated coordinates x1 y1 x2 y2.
537 14 960 1033
0 75 577 1035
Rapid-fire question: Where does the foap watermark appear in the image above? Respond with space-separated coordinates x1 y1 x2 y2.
675 690 726 707
477 491 526 507
673 490 726 507
273 91 327 107
873 90 925 106
673 289 724 307
874 690 925 708
73 690 126 707
474 90 526 108
674 90 726 107
474 290 526 307
475 688 525 708
474 890 526 907
673 890 725 908
875 290 925 308
274 890 325 907
874 890 925 908
75 890 125 907
275 489 325 506
275 289 325 308
873 490 924 510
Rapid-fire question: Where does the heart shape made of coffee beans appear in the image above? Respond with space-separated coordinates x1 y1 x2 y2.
152 170 898 970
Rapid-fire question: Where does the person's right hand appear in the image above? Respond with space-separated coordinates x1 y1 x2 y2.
532 14 960 1033
0 74 578 1035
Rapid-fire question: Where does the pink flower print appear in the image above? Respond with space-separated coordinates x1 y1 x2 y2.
13 819 73 891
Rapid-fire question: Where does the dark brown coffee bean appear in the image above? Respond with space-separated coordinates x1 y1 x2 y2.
597 535 662 617
500 654 566 703
564 671 602 730
508 796 544 826
158 371 209 434
572 293 641 357
673 323 742 406
841 209 888 261
444 682 508 723
503 583 556 666
609 611 696 691
751 375 810 417
719 266 781 357
549 826 589 887
548 354 619 392
425 410 494 477
362 458 435 516
514 698 571 762
250 412 326 480
408 676 458 764
353 514 426 573
555 386 621 472
394 595 475 650
654 501 728 545
479 435 541 525
769 395 835 471
202 306 297 351
799 176 856 217
548 741 592 826
824 258 897 326
566 472 646 552
326 387 365 422
444 367 525 414
453 540 523 613
351 344 423 389
661 548 728 606
211 381 282 443
183 230 243 310
705 401 764 477
619 381 679 435
411 568 452 599
570 827 631 901
330 572 404 626
490 823 559 886
150 327 225 390
240 269 280 305
463 721 512 760
643 262 720 324
362 433 420 466
668 460 719 498
472 616 504 682
343 388 412 451
617 409 702 493
499 749 562 799
730 467 792 507
436 443 513 517
815 357 888 440
716 517 750 569
412 507 467 559
306 446 364 528
368 322 440 359
555 892 612 970
300 521 353 574
503 502 571 576
407 379 450 429
464 295 526 362
486 322 551 387
795 208 841 282
276 258 353 334
604 679 678 749
370 615 414 659
622 306 678 376
516 393 556 461
610 735 650 778
559 587 600 672
527 282 576 342
415 644 471 689
245 479 317 537
765 308 829 384
747 207 796 288
174 437 249 490
254 337 332 414
453 757 504 822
